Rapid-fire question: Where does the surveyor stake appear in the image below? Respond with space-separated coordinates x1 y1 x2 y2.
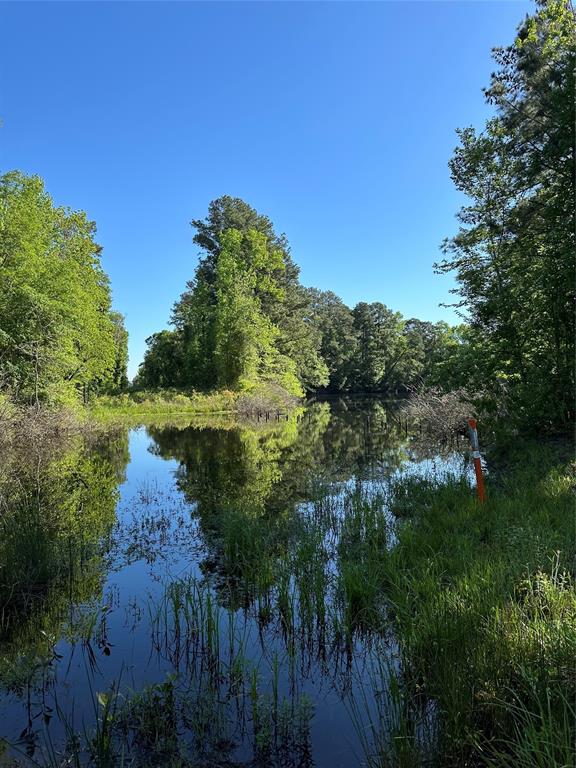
468 418 486 503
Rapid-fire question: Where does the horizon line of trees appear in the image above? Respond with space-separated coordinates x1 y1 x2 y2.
135 222 465 396
2 0 572 432
137 0 575 431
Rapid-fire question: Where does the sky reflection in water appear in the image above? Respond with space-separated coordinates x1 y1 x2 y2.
0 399 471 767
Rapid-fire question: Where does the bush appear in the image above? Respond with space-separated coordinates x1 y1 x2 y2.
236 382 300 416
401 387 473 439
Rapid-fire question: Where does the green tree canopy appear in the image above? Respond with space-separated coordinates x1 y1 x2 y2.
171 196 327 392
213 228 301 394
135 330 185 389
437 0 575 429
307 289 358 392
351 302 408 392
0 171 127 404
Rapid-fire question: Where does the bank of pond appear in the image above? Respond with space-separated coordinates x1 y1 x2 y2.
0 398 573 767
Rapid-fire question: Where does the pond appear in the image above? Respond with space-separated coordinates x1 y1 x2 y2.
0 398 472 767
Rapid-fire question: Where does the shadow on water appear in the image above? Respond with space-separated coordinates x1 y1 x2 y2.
0 398 469 767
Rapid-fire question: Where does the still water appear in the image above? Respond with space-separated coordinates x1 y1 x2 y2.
0 398 470 766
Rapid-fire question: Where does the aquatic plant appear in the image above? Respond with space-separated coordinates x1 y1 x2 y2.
378 442 575 765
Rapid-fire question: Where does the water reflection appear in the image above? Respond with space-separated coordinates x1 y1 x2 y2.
149 399 410 510
0 429 129 758
0 398 467 767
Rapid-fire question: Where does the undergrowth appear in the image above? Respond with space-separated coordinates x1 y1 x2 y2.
378 442 575 766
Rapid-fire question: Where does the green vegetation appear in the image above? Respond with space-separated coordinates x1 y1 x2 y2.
135 195 462 400
436 0 575 431
91 387 239 417
90 381 301 423
135 195 329 397
373 442 576 766
0 172 128 407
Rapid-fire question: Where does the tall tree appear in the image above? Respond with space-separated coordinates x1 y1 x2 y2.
307 289 358 391
213 229 301 394
437 0 575 428
351 303 408 392
108 312 129 393
0 171 123 405
172 196 327 391
401 319 460 389
135 330 185 389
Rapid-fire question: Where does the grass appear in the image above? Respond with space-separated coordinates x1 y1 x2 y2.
90 388 240 417
347 654 437 768
1 413 573 767
374 441 576 766
90 382 301 420
337 486 390 634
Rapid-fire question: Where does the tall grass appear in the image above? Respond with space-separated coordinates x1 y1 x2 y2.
2 425 573 767
91 388 239 417
91 382 301 420
377 442 575 766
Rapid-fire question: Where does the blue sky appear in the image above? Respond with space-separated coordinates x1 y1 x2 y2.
1 1 532 378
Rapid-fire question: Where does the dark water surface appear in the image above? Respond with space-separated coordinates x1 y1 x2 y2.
0 399 470 766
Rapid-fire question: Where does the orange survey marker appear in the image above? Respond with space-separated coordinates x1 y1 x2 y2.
467 418 486 503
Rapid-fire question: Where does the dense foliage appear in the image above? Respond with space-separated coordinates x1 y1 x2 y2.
310 293 462 393
437 0 575 430
137 1 574 434
0 172 128 405
137 197 459 396
137 197 329 396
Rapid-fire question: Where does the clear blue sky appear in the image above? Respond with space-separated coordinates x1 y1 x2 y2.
1 1 532 378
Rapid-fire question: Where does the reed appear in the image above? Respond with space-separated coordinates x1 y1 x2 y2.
376 442 575 765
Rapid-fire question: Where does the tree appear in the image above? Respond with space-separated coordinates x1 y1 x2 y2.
140 195 469 398
0 171 123 405
172 196 327 391
135 330 185 389
214 229 301 394
351 303 408 392
437 0 575 429
402 319 460 389
108 312 129 393
307 289 358 391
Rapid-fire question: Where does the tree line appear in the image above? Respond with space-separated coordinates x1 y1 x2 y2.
0 172 128 405
135 196 463 397
1 1 572 430
137 0 574 431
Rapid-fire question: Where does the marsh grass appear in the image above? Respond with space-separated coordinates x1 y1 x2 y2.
347 654 437 768
91 383 301 422
2 418 572 768
91 389 239 417
377 442 575 766
337 486 390 635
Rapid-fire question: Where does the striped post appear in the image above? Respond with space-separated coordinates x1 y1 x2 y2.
467 418 486 503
